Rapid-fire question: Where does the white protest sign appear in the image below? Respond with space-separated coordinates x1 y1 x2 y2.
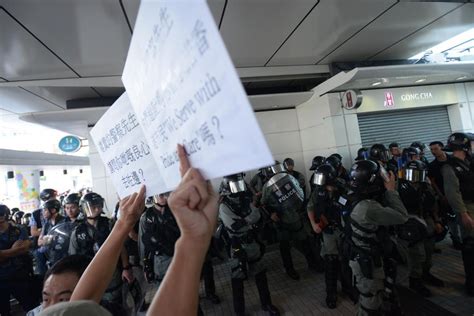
90 93 166 198
122 0 274 193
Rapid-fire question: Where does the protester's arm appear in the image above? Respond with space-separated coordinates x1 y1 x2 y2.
148 145 218 316
70 186 145 303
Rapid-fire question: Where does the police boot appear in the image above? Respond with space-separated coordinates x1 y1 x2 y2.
422 270 444 287
409 277 431 297
462 238 474 296
324 255 338 309
231 278 246 316
255 272 280 316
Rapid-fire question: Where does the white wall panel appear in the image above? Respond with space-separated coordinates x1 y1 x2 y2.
268 0 396 66
255 109 299 133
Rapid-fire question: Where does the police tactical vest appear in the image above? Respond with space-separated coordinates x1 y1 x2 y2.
74 217 111 257
448 156 474 202
142 207 180 257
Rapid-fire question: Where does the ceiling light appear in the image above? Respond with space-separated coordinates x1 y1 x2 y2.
456 76 468 80
415 78 426 83
371 82 382 86
272 105 278 108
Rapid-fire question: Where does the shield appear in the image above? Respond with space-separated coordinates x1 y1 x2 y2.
265 173 304 211
46 221 76 266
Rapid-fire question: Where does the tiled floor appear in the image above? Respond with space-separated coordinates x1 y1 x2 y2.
199 240 474 316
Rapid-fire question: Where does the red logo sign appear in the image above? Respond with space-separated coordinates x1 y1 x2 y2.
346 92 353 108
384 92 395 107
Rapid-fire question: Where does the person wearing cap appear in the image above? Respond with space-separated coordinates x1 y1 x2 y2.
0 204 38 315
441 132 474 296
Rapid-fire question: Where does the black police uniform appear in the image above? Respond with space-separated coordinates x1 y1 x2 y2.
0 223 38 315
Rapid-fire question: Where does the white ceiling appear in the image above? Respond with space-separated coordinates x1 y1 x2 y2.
0 0 474 135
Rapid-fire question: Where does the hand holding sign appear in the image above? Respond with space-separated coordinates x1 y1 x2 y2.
169 145 218 245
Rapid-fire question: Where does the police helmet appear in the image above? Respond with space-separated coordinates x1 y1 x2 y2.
80 192 104 217
355 147 368 161
21 213 31 226
221 173 247 195
326 155 342 170
369 144 390 162
313 164 337 186
329 153 342 161
269 161 285 175
410 141 426 154
404 160 428 183
13 210 25 224
0 204 11 219
40 188 58 202
63 193 81 206
404 146 421 159
43 199 61 213
445 132 473 153
349 160 383 194
310 156 326 171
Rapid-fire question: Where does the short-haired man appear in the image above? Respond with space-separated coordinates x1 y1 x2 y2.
429 141 462 249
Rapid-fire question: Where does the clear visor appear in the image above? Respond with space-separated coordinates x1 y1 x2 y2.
83 202 103 218
379 165 390 183
405 169 427 182
313 173 326 186
229 179 246 193
271 164 285 174
153 192 170 205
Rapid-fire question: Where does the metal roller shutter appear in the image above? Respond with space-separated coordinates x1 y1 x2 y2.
357 106 452 161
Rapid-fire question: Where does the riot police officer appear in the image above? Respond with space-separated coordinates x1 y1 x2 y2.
411 141 430 164
355 147 369 161
219 173 279 316
139 193 220 311
441 132 474 295
307 164 352 308
261 162 319 280
44 194 83 267
69 192 131 304
283 158 306 198
249 168 270 207
30 188 58 277
397 160 444 297
0 204 38 315
347 160 408 315
38 200 67 268
327 154 349 182
309 156 326 192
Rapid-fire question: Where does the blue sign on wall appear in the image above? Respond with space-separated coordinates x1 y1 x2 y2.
58 136 82 153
